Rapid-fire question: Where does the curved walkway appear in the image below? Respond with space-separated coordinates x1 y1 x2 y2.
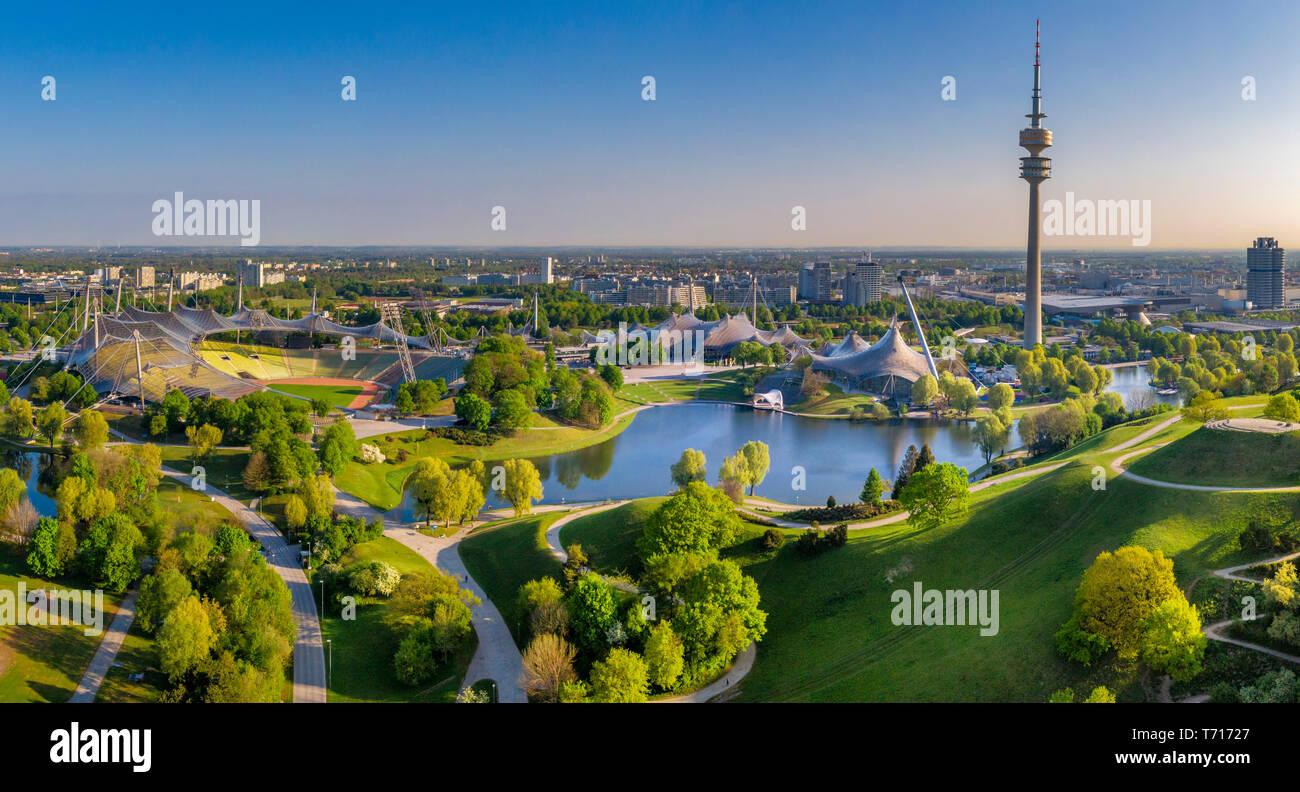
738 460 1069 531
331 487 551 703
1098 409 1300 679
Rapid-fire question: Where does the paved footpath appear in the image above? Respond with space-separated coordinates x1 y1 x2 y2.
330 488 592 703
69 590 138 703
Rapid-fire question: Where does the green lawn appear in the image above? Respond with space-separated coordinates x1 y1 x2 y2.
734 443 1295 702
321 537 473 703
337 411 640 510
159 446 255 504
458 514 564 648
1129 426 1300 488
558 498 665 577
270 382 364 409
793 383 879 416
94 618 165 703
0 546 124 703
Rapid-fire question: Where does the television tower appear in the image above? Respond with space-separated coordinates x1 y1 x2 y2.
1019 19 1052 349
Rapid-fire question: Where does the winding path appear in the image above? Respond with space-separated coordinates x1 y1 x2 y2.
1097 409 1300 676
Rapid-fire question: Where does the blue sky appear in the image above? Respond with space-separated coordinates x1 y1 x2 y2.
1 0 1298 248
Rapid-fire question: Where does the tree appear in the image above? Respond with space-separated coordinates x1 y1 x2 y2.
501 458 544 516
3 397 35 440
137 568 194 633
186 423 223 463
1263 392 1300 423
718 452 749 503
597 364 623 391
670 448 708 488
588 648 649 703
521 633 578 703
242 450 272 493
407 457 451 526
160 388 191 432
36 402 68 448
74 410 110 450
157 595 218 681
643 621 685 691
898 462 970 531
492 388 533 430
948 379 979 415
26 517 70 577
283 495 308 533
1082 686 1116 703
910 374 938 409
567 573 617 656
455 393 492 431
1061 546 1183 664
986 382 1015 411
1138 598 1206 682
1181 391 1229 424
317 419 357 476
891 445 918 500
972 413 1010 464
861 468 884 503
638 481 742 561
915 443 936 472
740 440 770 495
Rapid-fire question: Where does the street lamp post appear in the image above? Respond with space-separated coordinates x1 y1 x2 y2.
326 638 332 688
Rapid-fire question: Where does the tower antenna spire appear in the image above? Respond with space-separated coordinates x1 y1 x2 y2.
1035 18 1040 66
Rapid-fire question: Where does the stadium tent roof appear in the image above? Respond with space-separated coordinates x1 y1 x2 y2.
808 320 931 383
65 304 441 403
819 331 873 358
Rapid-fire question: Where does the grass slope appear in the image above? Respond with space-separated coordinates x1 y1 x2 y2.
0 547 124 703
458 514 564 648
1129 426 1300 488
558 498 665 577
736 455 1296 702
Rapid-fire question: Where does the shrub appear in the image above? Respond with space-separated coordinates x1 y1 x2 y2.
347 560 401 597
759 529 784 550
358 443 386 464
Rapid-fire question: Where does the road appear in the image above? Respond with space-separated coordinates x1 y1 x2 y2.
159 466 327 703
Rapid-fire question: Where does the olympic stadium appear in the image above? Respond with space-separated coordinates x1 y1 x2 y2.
60 297 469 409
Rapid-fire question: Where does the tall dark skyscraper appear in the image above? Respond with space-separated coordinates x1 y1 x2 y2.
1018 20 1052 349
1247 237 1285 310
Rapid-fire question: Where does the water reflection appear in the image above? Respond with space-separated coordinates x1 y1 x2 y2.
397 403 1000 520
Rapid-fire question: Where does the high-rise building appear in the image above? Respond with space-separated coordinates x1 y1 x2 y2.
1247 237 1285 309
239 259 267 287
1018 20 1052 349
843 259 884 307
137 266 155 289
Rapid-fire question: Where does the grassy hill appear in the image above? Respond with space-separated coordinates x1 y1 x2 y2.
735 452 1296 702
1128 426 1300 488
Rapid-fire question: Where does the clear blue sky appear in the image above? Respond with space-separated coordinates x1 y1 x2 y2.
2 0 1298 248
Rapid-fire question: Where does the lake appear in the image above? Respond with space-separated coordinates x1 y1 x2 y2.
398 402 998 519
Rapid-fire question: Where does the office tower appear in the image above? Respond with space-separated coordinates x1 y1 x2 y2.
1247 237 1285 309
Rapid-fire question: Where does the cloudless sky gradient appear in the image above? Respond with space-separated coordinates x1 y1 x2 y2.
1 0 1298 248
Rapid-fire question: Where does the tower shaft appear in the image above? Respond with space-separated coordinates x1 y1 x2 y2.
1024 181 1043 347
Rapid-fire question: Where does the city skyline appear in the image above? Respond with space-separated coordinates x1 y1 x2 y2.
4 1 1300 248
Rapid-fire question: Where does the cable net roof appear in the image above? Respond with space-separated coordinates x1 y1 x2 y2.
65 304 437 403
